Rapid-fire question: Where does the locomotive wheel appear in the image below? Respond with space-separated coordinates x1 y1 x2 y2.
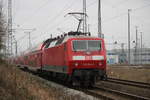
101 74 107 80
72 76 80 86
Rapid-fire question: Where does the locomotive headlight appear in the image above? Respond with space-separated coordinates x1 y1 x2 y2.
92 56 104 60
73 56 85 60
99 62 103 66
74 63 78 66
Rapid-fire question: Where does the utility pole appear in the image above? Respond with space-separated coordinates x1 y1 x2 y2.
0 0 3 11
8 0 12 57
121 43 125 63
24 31 31 49
24 29 36 49
128 9 131 65
11 33 13 55
28 32 31 49
140 32 142 65
135 26 138 65
98 0 102 38
88 24 90 33
83 0 87 33
15 41 17 56
12 35 17 56
50 34 52 39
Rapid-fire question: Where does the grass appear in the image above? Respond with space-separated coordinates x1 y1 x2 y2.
0 63 61 100
0 63 95 100
107 65 150 83
1 62 149 100
0 63 35 100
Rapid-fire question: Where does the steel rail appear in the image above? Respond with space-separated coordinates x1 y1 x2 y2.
107 78 150 89
18 67 150 100
81 89 115 100
95 86 150 100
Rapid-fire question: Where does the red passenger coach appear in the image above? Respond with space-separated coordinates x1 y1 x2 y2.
16 32 107 86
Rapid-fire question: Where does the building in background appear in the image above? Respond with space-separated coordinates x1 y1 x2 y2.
107 48 150 65
107 52 119 64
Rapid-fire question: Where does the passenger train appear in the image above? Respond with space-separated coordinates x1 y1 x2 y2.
13 31 107 86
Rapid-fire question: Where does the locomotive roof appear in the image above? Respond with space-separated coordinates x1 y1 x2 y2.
44 31 100 43
27 32 102 53
44 35 101 45
63 35 100 42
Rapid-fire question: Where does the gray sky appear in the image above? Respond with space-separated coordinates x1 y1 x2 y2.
1 0 150 53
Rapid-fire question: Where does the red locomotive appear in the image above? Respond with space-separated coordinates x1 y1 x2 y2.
15 31 107 86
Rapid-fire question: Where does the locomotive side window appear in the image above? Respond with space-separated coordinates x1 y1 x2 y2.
48 41 57 48
73 40 101 51
45 42 51 48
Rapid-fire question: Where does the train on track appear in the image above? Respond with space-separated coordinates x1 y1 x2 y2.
12 31 107 86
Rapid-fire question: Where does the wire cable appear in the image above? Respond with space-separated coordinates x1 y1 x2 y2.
87 0 97 8
36 0 77 33
20 0 54 25
132 3 150 11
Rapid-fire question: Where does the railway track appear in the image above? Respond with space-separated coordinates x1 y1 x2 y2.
19 68 150 100
107 77 150 89
84 86 150 100
70 77 150 100
89 77 150 100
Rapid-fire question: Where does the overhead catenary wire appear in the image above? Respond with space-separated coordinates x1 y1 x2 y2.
15 0 78 52
25 0 150 42
29 0 78 42
132 3 150 11
11 0 54 50
28 0 150 38
91 2 150 26
87 0 97 8
111 0 130 8
31 18 71 43
35 0 77 33
19 0 54 26
24 0 77 40
16 0 150 53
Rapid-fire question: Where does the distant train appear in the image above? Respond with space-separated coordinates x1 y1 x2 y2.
13 31 107 86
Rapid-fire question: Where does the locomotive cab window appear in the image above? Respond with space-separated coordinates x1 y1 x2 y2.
88 40 101 51
73 40 87 51
72 40 101 51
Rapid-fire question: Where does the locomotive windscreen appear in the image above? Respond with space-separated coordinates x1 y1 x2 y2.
73 40 101 51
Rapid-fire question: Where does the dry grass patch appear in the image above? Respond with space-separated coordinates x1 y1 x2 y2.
0 64 63 100
0 63 96 100
107 65 150 83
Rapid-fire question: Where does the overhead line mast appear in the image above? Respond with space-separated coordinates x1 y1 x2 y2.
83 0 87 33
98 0 102 38
128 9 131 65
8 0 12 56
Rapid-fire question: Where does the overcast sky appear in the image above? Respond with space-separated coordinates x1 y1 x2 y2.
1 0 150 53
